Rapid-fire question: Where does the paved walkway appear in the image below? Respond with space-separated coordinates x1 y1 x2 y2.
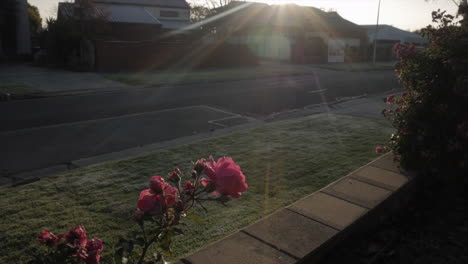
178 153 415 264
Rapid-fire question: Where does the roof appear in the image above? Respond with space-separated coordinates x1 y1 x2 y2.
93 0 189 9
95 4 161 24
58 2 74 18
206 2 365 34
362 24 427 44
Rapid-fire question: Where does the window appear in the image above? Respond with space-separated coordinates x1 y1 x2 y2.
160 10 178 17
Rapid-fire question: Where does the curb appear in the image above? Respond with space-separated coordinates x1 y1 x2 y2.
177 153 418 264
0 72 315 102
0 119 264 187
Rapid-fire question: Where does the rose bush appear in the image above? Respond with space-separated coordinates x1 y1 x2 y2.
35 157 246 263
113 156 247 264
379 8 468 178
36 225 103 264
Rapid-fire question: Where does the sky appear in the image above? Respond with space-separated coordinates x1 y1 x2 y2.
29 0 460 31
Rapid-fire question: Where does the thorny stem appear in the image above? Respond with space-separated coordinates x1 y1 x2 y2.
137 217 164 264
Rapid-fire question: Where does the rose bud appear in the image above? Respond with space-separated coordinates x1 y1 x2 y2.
65 225 87 248
193 158 206 174
163 185 178 207
85 238 104 264
38 229 59 247
149 176 166 193
375 146 384 154
167 168 182 183
184 181 195 193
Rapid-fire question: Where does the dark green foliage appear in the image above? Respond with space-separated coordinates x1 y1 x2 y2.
28 4 42 34
383 10 468 176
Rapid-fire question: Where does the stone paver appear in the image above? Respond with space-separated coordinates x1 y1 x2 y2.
178 153 417 264
370 153 402 173
181 232 296 264
321 178 392 209
244 209 338 259
351 165 408 191
289 192 368 230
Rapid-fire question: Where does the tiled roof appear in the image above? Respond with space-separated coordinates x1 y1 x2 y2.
95 4 161 24
208 2 365 33
362 24 427 43
93 0 189 9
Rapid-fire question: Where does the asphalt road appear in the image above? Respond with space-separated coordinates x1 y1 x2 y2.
0 68 400 175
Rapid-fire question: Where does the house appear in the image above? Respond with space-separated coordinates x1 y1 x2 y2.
201 2 368 63
58 0 191 41
0 0 31 58
362 25 428 61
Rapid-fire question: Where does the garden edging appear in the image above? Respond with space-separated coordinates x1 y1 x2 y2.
177 153 418 264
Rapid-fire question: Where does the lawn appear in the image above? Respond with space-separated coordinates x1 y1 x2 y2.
0 81 41 94
317 62 396 72
0 113 393 263
105 64 313 86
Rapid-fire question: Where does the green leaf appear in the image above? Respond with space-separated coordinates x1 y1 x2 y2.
120 240 134 255
134 237 145 246
114 248 124 264
187 214 201 222
172 228 184 235
160 248 173 257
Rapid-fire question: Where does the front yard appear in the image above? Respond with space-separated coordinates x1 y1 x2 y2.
0 113 393 263
0 81 41 94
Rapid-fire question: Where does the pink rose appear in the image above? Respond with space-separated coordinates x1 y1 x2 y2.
65 225 87 248
149 176 167 193
386 95 395 104
184 181 195 192
375 146 384 154
204 157 248 198
84 238 104 264
38 229 60 247
137 189 165 215
163 185 178 207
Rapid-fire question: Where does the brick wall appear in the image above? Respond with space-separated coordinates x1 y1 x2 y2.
94 40 258 72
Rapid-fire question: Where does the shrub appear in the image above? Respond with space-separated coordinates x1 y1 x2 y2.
381 9 468 177
35 157 248 264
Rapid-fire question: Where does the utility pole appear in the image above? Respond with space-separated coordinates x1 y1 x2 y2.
372 0 381 65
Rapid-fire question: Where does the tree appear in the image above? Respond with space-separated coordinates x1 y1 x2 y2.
190 4 211 22
28 3 42 34
205 0 236 9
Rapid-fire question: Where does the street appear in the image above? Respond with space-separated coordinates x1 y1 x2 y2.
1 68 399 177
